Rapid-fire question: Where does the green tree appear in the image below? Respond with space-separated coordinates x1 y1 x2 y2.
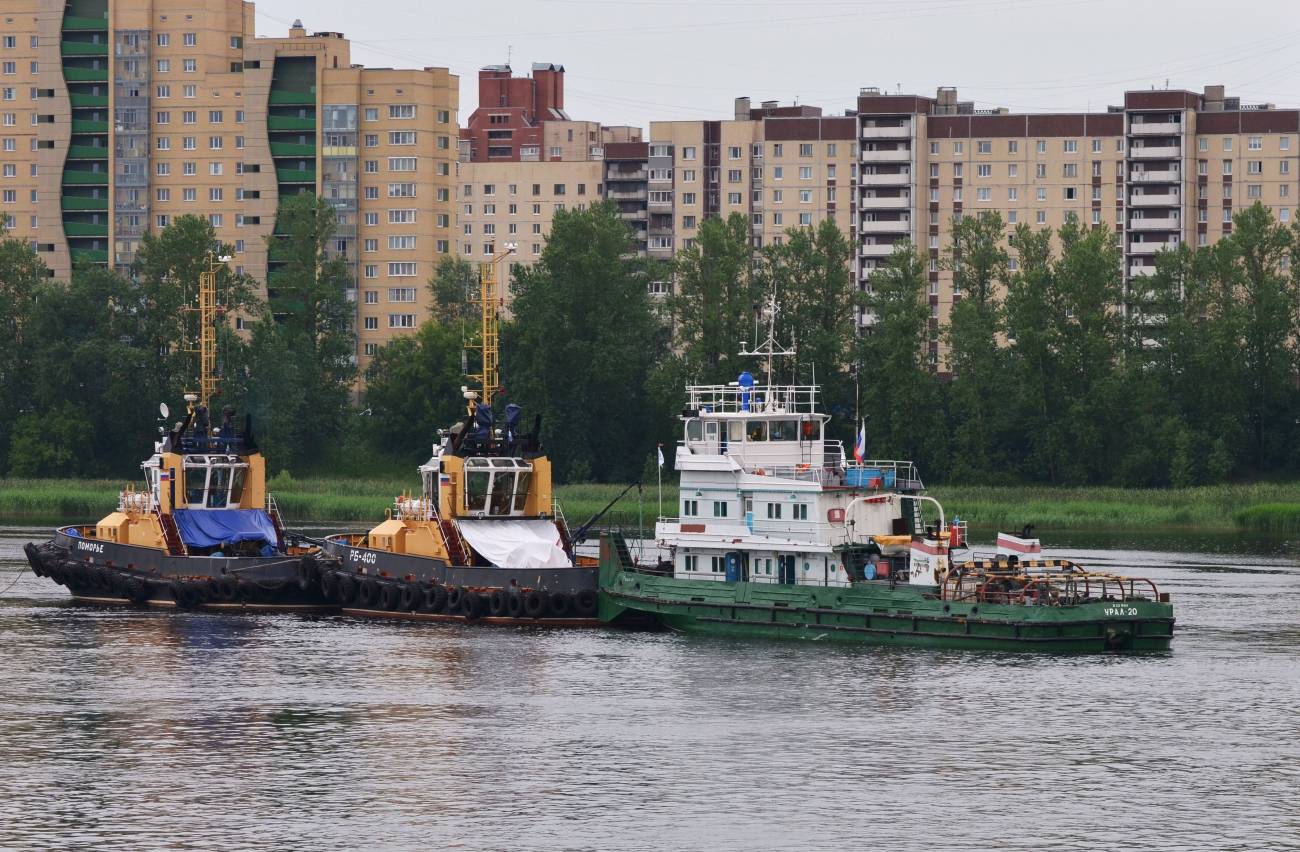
759 218 856 419
503 199 665 483
363 320 471 462
667 212 759 384
856 242 947 473
0 223 47 469
232 194 358 471
7 403 96 478
428 254 479 325
1002 223 1061 481
942 212 1012 481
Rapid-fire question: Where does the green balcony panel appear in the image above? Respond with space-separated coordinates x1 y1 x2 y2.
70 249 110 264
63 67 109 83
71 119 109 134
62 170 109 185
61 196 109 211
68 94 109 108
276 168 317 183
268 90 316 105
269 142 317 158
66 144 109 160
64 222 110 237
62 16 109 31
266 115 317 131
61 42 109 56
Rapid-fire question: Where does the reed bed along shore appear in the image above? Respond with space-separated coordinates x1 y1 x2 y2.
3 477 1299 532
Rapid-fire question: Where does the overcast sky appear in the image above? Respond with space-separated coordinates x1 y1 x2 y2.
253 0 1300 127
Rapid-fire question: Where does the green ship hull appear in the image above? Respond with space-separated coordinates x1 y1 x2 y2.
598 545 1174 653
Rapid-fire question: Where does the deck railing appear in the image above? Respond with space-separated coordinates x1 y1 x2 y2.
685 384 822 415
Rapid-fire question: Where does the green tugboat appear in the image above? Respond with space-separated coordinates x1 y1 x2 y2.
597 294 1173 653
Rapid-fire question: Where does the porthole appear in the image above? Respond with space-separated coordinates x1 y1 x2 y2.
942 604 950 613
970 605 979 616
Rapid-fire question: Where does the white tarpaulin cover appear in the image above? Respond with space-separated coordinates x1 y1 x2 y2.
456 519 573 569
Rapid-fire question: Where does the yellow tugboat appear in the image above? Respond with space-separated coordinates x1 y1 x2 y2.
319 248 617 624
23 254 338 611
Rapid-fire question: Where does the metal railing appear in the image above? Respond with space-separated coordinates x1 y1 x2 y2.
686 383 822 414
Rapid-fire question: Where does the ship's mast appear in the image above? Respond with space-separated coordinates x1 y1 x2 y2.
466 243 517 413
738 283 795 407
184 251 232 411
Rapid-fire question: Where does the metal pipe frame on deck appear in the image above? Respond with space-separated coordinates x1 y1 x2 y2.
840 494 945 539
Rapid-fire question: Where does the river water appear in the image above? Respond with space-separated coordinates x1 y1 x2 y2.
2 520 1298 851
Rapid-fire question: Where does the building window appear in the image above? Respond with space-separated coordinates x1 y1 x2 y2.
682 192 697 205
728 192 742 205
389 104 415 119
183 85 196 98
977 188 991 201
364 317 378 330
388 314 416 329
1247 185 1262 199
388 287 417 302
157 60 171 73
389 183 416 198
388 262 417 276
209 214 222 227
930 141 940 155
1036 140 1046 154
799 213 812 225
1063 163 1077 177
364 266 378 279
977 164 991 178
1064 187 1077 200
798 190 812 203
210 188 222 201
389 236 417 250
389 131 416 145
1037 211 1046 224
157 85 170 99
1248 161 1262 175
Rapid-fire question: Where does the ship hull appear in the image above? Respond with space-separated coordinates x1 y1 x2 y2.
24 530 337 612
600 570 1174 653
320 539 611 626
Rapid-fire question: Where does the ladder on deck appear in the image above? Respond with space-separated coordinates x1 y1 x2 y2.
439 519 469 566
265 492 286 546
159 512 185 556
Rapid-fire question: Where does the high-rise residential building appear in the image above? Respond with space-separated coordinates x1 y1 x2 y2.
853 86 1299 364
650 98 859 289
456 64 641 291
3 1 457 371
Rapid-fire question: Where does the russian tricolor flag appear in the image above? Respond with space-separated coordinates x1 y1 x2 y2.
854 423 866 464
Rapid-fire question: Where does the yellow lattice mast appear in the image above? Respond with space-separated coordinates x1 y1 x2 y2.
184 252 232 411
466 244 517 413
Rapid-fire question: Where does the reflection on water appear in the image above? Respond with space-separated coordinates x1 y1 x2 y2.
2 520 1299 851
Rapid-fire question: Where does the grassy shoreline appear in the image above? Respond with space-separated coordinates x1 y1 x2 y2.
2 478 1298 532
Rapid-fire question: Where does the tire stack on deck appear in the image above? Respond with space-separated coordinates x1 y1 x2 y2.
312 567 599 621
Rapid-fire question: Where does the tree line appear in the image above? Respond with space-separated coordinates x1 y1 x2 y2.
3 195 1299 487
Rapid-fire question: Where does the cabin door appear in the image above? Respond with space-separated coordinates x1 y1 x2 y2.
778 555 794 585
725 552 742 582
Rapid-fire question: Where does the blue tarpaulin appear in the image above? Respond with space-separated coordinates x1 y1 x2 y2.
171 509 278 548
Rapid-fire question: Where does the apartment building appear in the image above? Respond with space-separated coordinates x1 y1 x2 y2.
3 1 457 371
650 98 859 287
854 86 1299 361
456 64 641 292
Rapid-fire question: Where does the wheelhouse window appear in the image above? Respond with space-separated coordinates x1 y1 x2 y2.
770 420 798 441
464 459 490 512
801 419 821 440
746 421 767 442
229 468 247 506
686 419 702 441
207 466 230 507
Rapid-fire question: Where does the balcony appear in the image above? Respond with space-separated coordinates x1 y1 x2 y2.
268 90 316 106
64 222 109 237
276 168 317 183
1129 145 1181 159
61 196 108 211
63 67 108 83
62 16 109 31
860 194 911 210
859 219 912 234
61 41 109 56
860 243 901 258
62 170 109 185
270 142 317 158
608 169 648 181
1129 217 1181 231
68 94 108 108
266 115 317 131
1129 193 1179 207
861 122 912 139
71 119 109 134
1129 122 1182 136
606 188 646 200
860 148 912 163
1130 169 1180 183
1128 240 1179 255
859 172 911 186
1129 265 1157 277
65 144 108 160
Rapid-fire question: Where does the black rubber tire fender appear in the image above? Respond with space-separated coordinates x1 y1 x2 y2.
424 584 448 614
547 591 573 618
462 591 485 621
168 579 191 608
238 579 265 603
488 588 507 617
217 575 240 602
574 590 599 617
506 590 524 618
400 583 423 612
524 589 548 619
336 574 358 605
319 570 339 601
206 577 223 601
357 577 381 607
446 585 466 612
380 582 403 611
25 544 45 578
190 580 211 605
296 556 317 592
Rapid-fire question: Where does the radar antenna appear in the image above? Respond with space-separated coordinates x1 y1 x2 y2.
738 283 795 407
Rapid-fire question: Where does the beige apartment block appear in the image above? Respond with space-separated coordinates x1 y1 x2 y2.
457 158 605 292
854 86 1300 367
1 4 41 241
14 0 456 377
650 99 859 291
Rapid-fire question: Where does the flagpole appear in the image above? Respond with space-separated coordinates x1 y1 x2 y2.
657 443 663 519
